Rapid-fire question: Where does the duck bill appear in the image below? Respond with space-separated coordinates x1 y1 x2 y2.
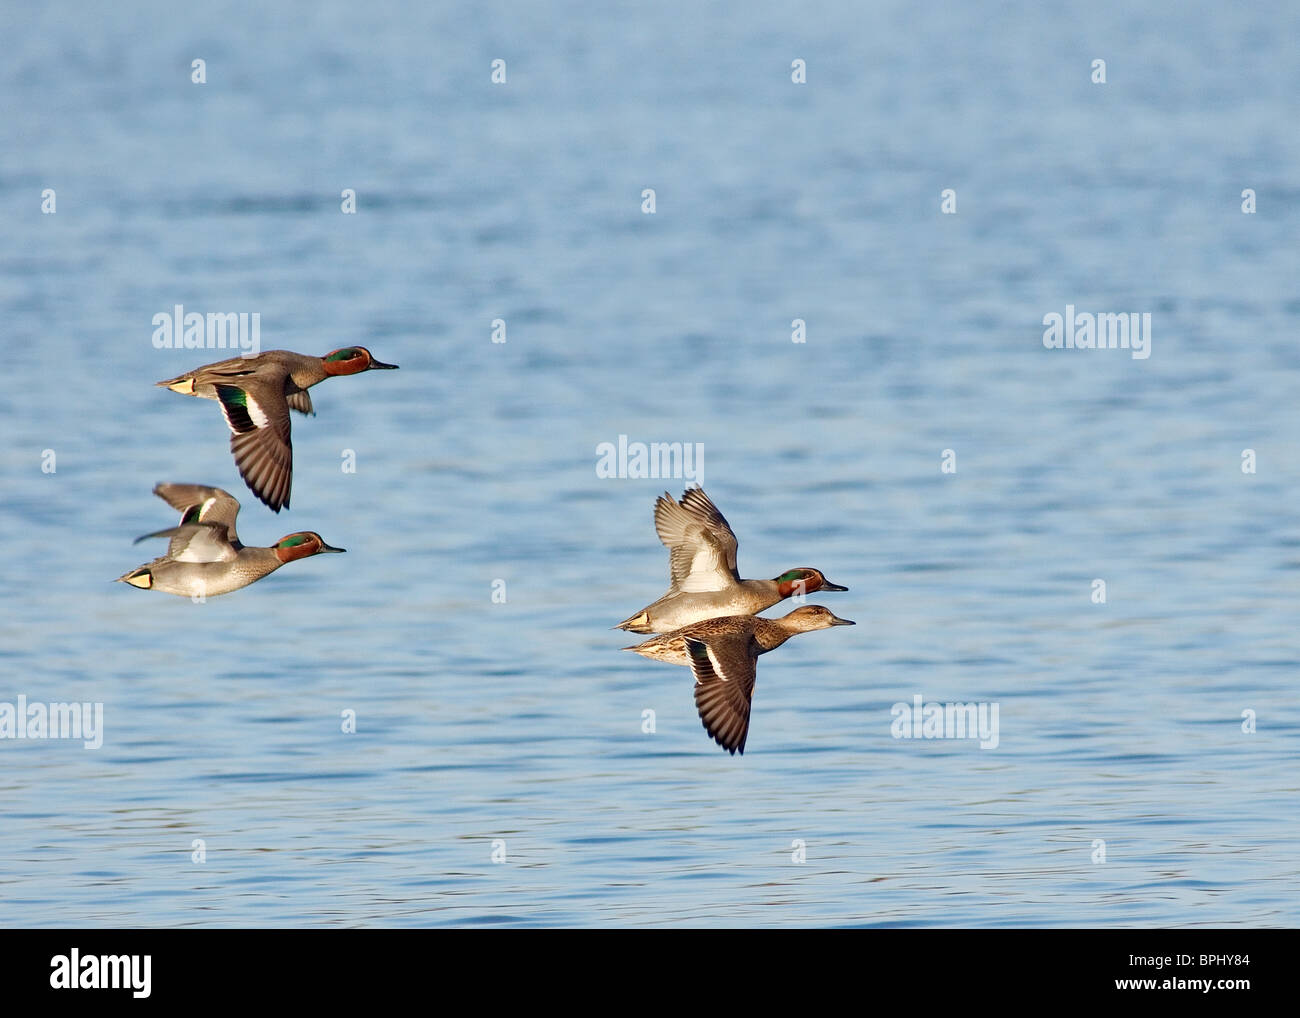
320 543 347 553
828 615 855 626
819 579 849 592
367 359 400 370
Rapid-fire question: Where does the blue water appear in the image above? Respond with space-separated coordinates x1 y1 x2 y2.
1 0 1297 927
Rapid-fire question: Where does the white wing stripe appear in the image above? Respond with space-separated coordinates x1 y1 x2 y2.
245 394 270 429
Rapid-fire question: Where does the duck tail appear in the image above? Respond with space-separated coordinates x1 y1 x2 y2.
156 373 197 394
614 609 652 633
116 566 153 589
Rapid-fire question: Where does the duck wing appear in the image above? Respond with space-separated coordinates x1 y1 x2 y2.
285 389 315 416
150 483 243 546
133 522 239 563
654 487 741 593
685 635 757 755
215 380 294 512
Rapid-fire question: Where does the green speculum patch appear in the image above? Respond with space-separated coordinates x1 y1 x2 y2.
217 384 248 407
216 385 256 433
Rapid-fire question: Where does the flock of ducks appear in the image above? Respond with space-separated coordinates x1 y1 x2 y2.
116 359 850 756
115 347 398 596
618 488 852 755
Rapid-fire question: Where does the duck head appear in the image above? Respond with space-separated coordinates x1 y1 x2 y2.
273 532 347 563
774 567 849 598
321 346 400 376
781 605 856 630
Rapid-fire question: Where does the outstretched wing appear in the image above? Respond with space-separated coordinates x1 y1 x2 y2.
686 635 757 755
653 488 741 593
215 382 294 512
151 483 243 546
134 522 239 563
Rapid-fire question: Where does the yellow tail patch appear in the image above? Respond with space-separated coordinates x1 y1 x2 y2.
122 571 153 589
166 377 196 394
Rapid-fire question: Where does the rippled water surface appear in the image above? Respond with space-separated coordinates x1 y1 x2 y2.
1 1 1297 926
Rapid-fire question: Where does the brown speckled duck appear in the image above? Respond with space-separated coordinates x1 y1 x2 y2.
625 605 855 755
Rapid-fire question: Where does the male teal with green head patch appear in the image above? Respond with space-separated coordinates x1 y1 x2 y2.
117 485 346 598
615 488 849 635
154 347 398 512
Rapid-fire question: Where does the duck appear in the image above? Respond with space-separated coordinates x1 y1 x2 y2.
116 483 345 598
624 605 855 754
156 346 398 512
615 487 847 634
